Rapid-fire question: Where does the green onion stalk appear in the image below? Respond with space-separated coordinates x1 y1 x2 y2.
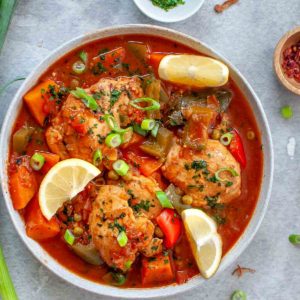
0 243 18 300
0 0 18 53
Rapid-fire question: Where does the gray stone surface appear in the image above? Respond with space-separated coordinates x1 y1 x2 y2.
0 0 300 299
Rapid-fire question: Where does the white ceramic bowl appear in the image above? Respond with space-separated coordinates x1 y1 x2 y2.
0 25 273 298
133 0 204 22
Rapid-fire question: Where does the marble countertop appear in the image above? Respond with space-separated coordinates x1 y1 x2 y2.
1 0 300 299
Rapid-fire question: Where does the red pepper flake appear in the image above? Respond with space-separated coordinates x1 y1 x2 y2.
232 264 255 278
215 0 239 13
282 41 300 83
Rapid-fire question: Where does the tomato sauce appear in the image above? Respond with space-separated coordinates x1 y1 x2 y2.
8 35 263 288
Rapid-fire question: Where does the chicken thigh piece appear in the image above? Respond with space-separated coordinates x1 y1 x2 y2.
45 77 144 162
162 139 241 208
124 175 162 220
89 185 161 272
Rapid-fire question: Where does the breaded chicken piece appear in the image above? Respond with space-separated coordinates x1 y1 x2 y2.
89 185 161 272
162 140 241 207
124 175 162 220
46 77 144 162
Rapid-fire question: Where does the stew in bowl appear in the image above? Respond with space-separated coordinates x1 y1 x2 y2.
1 25 272 297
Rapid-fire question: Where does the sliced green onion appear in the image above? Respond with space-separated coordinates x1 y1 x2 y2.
117 231 128 247
64 229 75 245
156 191 174 209
141 118 156 131
0 243 18 300
220 132 233 146
72 61 86 74
103 114 127 133
215 168 239 182
79 50 88 64
124 260 133 270
129 97 160 111
281 105 293 119
231 290 247 300
30 153 45 171
104 114 118 130
133 123 147 136
105 133 122 148
113 160 129 176
151 122 160 137
92 149 102 166
289 234 300 245
71 87 98 111
121 127 133 144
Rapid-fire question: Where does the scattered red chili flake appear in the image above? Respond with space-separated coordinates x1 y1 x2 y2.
232 264 255 278
282 41 300 83
214 0 239 13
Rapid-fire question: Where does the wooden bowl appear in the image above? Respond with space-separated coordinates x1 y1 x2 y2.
274 26 300 95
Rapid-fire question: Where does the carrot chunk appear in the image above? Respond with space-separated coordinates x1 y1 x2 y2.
141 253 174 285
24 80 58 126
25 195 60 240
10 165 37 210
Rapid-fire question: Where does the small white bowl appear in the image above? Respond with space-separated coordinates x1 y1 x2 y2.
133 0 205 23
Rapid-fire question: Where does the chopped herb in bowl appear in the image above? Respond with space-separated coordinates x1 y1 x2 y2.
151 0 185 11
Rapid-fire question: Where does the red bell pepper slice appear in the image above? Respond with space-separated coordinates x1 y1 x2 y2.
156 208 182 249
229 129 246 168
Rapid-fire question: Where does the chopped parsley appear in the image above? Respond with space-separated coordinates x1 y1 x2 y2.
132 200 152 213
191 160 207 171
108 219 125 233
127 189 135 199
110 89 121 107
225 181 233 187
214 215 226 225
204 193 223 209
92 91 104 100
92 62 107 75
187 184 204 192
151 0 185 11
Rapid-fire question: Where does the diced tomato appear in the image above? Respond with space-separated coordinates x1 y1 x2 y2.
120 133 145 149
10 165 37 210
42 94 57 115
156 208 182 249
141 252 174 285
124 151 163 176
229 129 247 168
35 151 60 174
70 115 89 135
25 195 60 240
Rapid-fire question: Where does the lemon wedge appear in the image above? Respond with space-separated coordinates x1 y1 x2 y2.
181 208 222 278
158 54 229 88
39 158 100 220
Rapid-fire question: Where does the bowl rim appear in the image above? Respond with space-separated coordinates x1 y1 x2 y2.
274 26 300 95
132 0 205 23
0 24 274 298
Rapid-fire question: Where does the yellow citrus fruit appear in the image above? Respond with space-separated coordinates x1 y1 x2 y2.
158 54 229 88
39 158 100 220
181 208 222 278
